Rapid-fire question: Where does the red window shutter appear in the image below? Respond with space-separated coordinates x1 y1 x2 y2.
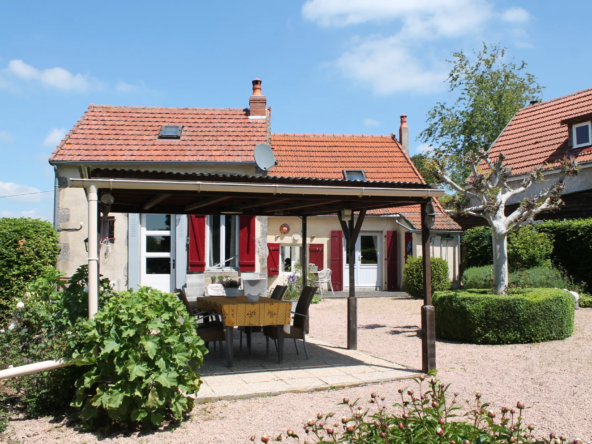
405 232 413 262
267 243 280 276
188 215 206 272
239 215 256 272
386 231 398 291
309 244 324 269
330 231 343 291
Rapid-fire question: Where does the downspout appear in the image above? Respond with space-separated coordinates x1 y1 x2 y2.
392 215 419 233
53 167 59 229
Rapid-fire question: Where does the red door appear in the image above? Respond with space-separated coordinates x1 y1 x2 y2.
309 244 324 269
330 231 343 291
188 215 206 272
239 216 256 272
267 243 280 275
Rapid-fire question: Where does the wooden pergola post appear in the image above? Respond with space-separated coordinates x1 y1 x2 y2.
338 209 367 350
420 200 436 372
302 216 307 287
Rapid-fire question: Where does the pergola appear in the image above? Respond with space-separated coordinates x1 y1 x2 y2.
67 169 444 372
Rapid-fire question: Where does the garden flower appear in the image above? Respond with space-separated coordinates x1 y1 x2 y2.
8 322 17 331
16 301 25 309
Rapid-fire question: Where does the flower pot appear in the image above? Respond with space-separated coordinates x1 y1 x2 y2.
224 287 239 297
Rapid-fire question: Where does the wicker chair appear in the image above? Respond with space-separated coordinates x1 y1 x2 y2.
264 286 316 360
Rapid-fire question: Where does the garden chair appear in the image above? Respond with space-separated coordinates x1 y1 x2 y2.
264 286 316 360
314 269 334 296
239 285 288 351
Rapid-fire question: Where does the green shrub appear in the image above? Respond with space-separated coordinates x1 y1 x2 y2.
257 376 572 443
462 264 586 294
403 257 450 299
433 288 575 344
0 218 60 322
580 294 592 308
538 218 592 292
0 265 114 417
71 287 208 428
462 225 553 271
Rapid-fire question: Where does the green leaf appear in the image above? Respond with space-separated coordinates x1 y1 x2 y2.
107 390 125 409
141 337 158 360
81 399 98 420
155 372 177 388
102 339 120 355
128 363 148 381
131 408 148 421
150 411 164 426
146 386 159 409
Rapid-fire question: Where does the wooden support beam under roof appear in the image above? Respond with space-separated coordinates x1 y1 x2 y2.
239 198 291 210
262 200 341 213
142 194 171 210
184 196 231 212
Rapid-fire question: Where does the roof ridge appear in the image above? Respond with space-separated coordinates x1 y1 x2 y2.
271 133 391 138
519 86 592 112
89 105 248 111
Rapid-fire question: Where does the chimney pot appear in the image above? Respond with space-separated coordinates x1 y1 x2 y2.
399 114 409 154
249 78 266 118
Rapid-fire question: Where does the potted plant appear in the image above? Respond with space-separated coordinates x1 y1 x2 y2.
221 277 240 297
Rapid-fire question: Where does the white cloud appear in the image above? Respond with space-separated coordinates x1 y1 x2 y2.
43 128 67 147
364 118 381 127
2 59 103 92
336 36 447 94
501 7 530 23
0 181 51 203
0 131 13 143
116 81 135 93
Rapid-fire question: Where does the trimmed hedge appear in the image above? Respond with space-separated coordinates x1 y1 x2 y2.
538 218 592 292
403 256 451 299
0 218 59 321
433 288 575 344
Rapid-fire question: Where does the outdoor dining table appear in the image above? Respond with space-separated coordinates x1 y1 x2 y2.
195 296 293 366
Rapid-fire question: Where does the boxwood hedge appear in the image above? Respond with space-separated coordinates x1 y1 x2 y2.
432 288 575 344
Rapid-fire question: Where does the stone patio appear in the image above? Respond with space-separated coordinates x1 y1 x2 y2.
196 332 421 403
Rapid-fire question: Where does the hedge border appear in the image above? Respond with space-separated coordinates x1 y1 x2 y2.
433 288 575 344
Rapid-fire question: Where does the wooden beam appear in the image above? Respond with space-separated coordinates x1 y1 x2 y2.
239 198 291 210
262 200 341 213
184 196 231 212
421 200 436 373
143 194 171 210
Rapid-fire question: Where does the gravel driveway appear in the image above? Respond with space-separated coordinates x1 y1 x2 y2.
3 297 590 443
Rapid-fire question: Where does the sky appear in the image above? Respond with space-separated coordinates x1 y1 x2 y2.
1 0 591 221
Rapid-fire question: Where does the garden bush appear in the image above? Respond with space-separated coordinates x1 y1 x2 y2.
0 265 114 417
461 225 553 271
71 286 208 429
538 218 592 292
462 264 586 293
403 256 450 299
0 217 60 322
255 376 579 443
433 288 575 344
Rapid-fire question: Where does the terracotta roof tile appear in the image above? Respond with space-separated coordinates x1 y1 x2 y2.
270 133 424 183
367 199 461 231
49 105 267 163
485 88 592 175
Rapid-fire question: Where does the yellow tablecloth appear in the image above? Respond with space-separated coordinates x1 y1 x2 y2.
196 296 292 327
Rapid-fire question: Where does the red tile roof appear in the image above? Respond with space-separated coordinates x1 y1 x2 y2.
486 87 592 176
49 105 268 163
368 199 462 231
269 133 424 183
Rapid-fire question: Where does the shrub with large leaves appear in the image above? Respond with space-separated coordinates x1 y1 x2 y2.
71 287 207 428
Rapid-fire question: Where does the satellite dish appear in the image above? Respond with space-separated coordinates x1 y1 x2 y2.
254 143 277 171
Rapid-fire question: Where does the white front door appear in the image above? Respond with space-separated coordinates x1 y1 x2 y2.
140 214 175 292
344 232 382 289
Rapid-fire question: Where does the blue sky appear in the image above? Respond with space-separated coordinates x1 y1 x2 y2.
1 0 590 221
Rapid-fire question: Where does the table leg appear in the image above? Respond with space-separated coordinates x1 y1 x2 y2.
225 326 234 367
246 327 252 355
276 325 285 364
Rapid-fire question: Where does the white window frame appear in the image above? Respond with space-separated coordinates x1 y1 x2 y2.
343 169 367 181
280 245 302 275
573 121 592 149
206 215 240 270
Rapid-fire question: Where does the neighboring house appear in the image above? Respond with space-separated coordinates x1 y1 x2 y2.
455 87 592 229
49 79 461 297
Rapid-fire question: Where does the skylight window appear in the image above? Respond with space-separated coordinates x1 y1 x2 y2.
158 125 183 139
344 170 367 181
573 121 591 149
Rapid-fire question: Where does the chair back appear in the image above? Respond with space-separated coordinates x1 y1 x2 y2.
176 288 193 315
293 286 316 330
317 269 331 281
270 285 288 300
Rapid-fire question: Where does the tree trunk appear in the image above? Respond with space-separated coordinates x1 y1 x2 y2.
492 230 509 294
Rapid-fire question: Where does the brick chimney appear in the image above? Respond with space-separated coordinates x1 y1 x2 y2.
249 78 267 119
399 114 409 154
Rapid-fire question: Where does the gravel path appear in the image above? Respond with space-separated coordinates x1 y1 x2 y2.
3 298 591 443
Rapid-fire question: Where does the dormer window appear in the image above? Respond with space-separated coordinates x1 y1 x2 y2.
344 170 366 181
573 121 591 149
158 125 183 139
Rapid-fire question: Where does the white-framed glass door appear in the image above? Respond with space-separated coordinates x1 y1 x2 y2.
344 232 382 289
140 214 175 292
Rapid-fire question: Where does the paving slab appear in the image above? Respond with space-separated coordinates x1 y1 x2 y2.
196 333 421 403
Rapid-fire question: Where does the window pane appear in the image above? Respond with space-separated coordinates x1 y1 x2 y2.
360 235 378 264
146 235 171 252
346 171 365 181
209 215 221 267
146 257 170 274
146 214 170 231
224 216 238 268
575 124 590 146
281 246 292 272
